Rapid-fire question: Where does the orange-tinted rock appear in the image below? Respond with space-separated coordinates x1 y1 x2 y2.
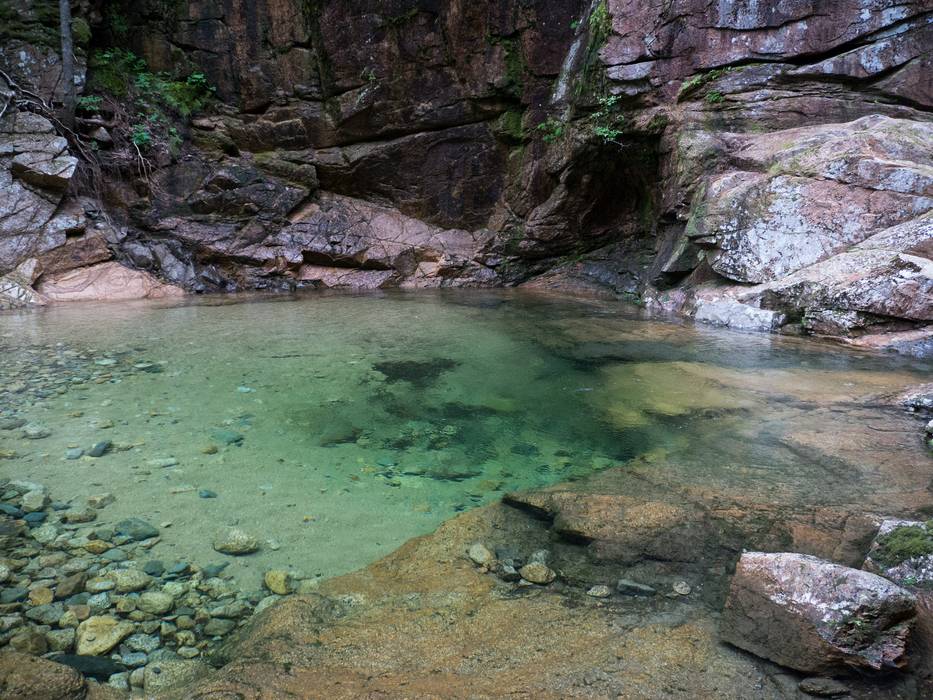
0 651 86 700
37 262 184 302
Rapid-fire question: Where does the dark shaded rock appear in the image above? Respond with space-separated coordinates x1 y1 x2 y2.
48 653 127 681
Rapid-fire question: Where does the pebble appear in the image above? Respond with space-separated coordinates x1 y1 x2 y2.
86 578 117 598
137 591 174 615
212 527 260 555
263 569 293 595
121 652 148 668
211 429 243 445
519 562 556 585
198 489 218 498
87 493 115 509
20 490 49 512
84 540 112 555
798 677 850 697
203 617 236 636
586 585 612 598
110 569 152 593
22 424 51 439
143 560 165 576
148 457 179 468
87 441 112 458
125 632 161 653
65 448 84 460
114 518 159 541
467 543 495 567
28 587 54 606
616 579 656 597
108 672 130 691
672 581 691 596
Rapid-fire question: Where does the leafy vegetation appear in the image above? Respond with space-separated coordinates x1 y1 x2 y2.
589 94 625 144
84 48 215 154
536 117 566 144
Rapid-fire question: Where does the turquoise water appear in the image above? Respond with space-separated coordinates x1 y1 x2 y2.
1 290 930 587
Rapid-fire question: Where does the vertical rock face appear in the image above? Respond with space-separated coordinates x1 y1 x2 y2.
0 0 930 345
721 552 916 674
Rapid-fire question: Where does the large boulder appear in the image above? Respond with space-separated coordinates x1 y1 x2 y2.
0 651 87 700
721 552 916 674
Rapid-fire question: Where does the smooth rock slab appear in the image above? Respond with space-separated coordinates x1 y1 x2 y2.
721 552 916 674
76 615 134 656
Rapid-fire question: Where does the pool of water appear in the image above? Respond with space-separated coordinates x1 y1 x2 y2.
1 290 930 588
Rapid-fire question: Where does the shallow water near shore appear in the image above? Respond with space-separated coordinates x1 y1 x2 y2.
1 290 931 589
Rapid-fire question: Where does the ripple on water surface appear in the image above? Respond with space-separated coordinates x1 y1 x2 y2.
1 290 930 588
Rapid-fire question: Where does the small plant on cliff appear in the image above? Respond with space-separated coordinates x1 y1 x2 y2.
588 94 626 144
537 117 566 144
76 95 103 113
705 90 725 105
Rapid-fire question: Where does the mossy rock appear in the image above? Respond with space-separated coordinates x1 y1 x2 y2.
872 524 933 568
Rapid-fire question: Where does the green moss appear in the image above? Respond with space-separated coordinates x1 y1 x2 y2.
72 17 91 46
589 1 611 48
494 110 526 142
385 8 419 27
677 67 733 101
705 90 724 105
873 525 933 568
0 0 58 48
646 114 669 133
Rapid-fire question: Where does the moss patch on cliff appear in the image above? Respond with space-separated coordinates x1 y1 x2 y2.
872 525 933 568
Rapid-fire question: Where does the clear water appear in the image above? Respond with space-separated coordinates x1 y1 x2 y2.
1 290 930 588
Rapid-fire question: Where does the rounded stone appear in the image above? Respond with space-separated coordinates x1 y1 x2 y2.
138 591 174 616
110 569 152 593
76 615 135 656
519 562 556 585
212 527 260 555
263 569 293 595
586 585 612 598
467 543 495 567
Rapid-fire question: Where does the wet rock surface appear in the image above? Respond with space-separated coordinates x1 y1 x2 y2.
0 0 929 352
722 552 916 674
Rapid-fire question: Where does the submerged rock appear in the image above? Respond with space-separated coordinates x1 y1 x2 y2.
0 651 86 700
721 552 916 674
519 562 556 585
616 579 656 597
114 518 159 542
76 615 134 656
467 543 495 567
213 527 260 555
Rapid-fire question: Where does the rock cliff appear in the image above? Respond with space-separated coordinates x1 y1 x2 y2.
1 0 931 349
